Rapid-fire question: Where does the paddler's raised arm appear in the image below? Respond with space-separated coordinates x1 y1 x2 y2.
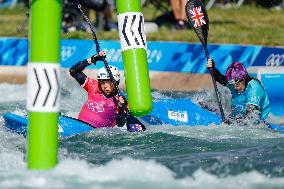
69 51 106 85
207 58 228 86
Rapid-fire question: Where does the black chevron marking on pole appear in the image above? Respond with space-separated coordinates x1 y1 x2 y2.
122 16 131 46
138 15 145 46
32 68 41 106
43 68 51 106
53 68 60 107
130 15 140 45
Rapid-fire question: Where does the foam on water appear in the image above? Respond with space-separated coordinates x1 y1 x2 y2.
1 122 284 189
146 124 284 141
1 148 284 189
0 83 26 103
0 118 26 172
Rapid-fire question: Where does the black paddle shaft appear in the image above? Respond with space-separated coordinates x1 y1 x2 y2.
203 46 226 122
185 0 226 121
77 4 119 93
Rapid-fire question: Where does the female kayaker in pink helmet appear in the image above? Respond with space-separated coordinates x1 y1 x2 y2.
207 59 270 122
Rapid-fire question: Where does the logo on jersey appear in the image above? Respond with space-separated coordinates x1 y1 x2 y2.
87 100 105 113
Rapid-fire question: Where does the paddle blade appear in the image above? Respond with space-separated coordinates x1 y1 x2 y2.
126 114 146 132
186 0 209 57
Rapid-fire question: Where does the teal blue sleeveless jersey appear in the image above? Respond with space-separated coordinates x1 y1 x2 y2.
228 79 270 120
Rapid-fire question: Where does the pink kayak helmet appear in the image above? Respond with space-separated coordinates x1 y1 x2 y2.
225 62 248 83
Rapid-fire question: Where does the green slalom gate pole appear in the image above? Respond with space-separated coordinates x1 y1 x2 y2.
116 0 152 116
27 0 61 169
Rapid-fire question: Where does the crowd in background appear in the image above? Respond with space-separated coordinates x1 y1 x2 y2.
0 0 283 32
152 0 283 30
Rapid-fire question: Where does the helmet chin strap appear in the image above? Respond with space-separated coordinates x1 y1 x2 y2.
103 91 117 98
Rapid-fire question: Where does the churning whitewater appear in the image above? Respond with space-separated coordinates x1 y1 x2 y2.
1 73 284 189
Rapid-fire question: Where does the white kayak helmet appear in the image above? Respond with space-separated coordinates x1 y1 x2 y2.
97 66 120 82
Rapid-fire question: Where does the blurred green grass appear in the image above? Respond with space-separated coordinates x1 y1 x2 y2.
0 3 283 46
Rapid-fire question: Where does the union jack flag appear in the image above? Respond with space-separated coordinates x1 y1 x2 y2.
189 6 206 27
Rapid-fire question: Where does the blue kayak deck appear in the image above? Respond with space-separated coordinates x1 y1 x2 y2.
3 98 284 137
3 113 94 137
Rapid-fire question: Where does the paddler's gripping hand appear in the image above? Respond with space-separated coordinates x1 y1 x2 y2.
116 95 128 127
207 58 215 69
118 95 127 109
87 51 106 64
96 51 106 61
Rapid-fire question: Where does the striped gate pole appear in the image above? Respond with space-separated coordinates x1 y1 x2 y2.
27 0 61 169
116 0 152 116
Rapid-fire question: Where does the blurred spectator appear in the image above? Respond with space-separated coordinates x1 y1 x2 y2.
151 0 189 30
74 0 117 31
255 0 282 8
170 0 187 29
22 0 28 8
19 0 117 32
